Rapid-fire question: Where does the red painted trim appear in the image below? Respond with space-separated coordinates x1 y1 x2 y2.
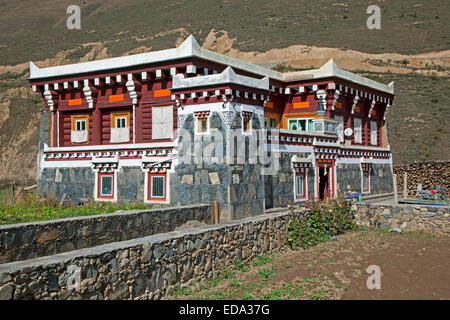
147 172 167 201
97 172 115 199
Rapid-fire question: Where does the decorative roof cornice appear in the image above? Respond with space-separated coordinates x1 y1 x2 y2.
29 35 394 95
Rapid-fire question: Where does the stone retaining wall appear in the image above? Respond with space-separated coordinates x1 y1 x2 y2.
354 203 450 235
0 204 211 264
0 210 288 300
1 203 448 300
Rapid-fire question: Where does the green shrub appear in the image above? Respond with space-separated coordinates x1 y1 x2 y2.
286 198 357 249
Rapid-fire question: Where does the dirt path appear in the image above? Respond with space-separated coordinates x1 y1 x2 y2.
166 230 450 300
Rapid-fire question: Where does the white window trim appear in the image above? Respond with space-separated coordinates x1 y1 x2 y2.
116 116 128 129
75 119 87 131
354 117 362 144
293 172 308 201
361 169 371 194
370 121 377 146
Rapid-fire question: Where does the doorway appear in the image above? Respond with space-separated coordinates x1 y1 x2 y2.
318 166 330 200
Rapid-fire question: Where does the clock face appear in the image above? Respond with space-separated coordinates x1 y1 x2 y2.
344 128 353 137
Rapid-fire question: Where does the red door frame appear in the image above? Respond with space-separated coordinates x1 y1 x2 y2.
315 159 335 199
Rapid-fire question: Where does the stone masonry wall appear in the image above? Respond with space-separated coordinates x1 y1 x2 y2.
336 163 393 195
0 209 288 300
0 204 211 264
354 203 450 235
0 203 448 300
176 111 265 221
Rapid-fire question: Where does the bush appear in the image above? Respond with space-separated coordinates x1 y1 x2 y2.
286 198 357 249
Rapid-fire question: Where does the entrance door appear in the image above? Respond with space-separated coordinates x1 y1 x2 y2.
316 160 334 200
318 166 330 200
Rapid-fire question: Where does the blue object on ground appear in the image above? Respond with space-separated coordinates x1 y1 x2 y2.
346 192 360 199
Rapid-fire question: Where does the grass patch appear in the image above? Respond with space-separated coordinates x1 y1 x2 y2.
235 258 250 272
0 193 155 225
253 252 276 267
259 265 278 282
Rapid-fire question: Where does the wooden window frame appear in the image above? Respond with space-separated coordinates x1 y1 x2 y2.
197 117 208 133
110 111 130 129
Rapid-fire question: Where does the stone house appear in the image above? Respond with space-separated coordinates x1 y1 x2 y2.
28 35 394 221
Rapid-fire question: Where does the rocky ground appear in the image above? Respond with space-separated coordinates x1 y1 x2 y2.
164 230 450 300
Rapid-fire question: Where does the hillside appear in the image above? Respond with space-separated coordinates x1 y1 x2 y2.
0 0 449 185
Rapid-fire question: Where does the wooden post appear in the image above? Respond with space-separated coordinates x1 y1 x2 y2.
214 201 219 224
393 174 398 207
211 201 219 224
11 182 15 205
403 172 408 199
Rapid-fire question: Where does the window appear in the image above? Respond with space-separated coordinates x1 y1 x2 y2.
71 115 89 144
116 117 127 128
264 117 268 128
241 112 252 134
270 118 276 128
354 117 362 144
362 171 370 193
147 174 166 201
76 119 86 131
288 118 314 132
335 115 344 143
370 121 377 145
198 118 208 133
97 173 115 200
101 175 113 197
152 105 173 140
295 174 306 199
110 112 130 143
194 111 210 135
243 118 251 132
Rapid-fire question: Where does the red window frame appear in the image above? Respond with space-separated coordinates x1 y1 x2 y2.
147 173 167 201
97 172 115 200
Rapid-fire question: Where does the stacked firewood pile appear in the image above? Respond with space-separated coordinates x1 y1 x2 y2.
394 161 450 197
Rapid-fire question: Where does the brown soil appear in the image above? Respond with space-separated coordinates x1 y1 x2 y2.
166 230 450 300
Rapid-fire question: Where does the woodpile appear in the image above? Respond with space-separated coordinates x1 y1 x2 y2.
394 161 450 197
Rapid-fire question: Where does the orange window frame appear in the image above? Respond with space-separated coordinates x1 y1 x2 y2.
282 112 315 129
110 111 130 129
197 117 208 133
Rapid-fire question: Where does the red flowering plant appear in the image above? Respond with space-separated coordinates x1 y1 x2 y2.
286 197 356 249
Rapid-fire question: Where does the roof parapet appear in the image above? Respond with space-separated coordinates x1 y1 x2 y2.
172 66 269 91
